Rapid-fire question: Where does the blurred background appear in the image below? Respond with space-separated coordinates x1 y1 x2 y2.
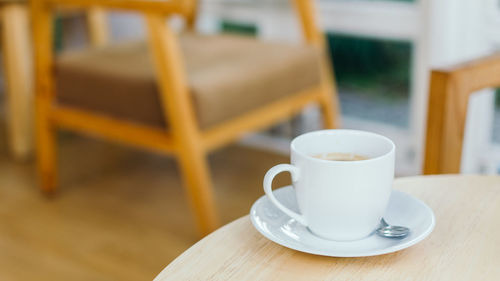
210 0 500 176
193 0 500 175
2 0 500 280
52 0 500 175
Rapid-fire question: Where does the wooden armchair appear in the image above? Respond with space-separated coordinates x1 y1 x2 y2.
424 54 500 174
32 0 340 235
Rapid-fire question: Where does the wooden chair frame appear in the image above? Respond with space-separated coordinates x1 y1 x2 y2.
31 0 340 235
424 53 500 174
1 1 33 160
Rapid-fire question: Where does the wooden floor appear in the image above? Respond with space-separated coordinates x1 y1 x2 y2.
0 128 291 280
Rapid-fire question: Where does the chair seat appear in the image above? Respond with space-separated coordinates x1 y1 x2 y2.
55 33 322 129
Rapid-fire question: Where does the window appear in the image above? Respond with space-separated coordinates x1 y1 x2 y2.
327 33 412 128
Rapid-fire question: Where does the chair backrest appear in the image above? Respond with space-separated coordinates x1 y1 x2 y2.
86 0 197 40
83 0 324 48
424 53 500 174
39 0 195 49
164 0 326 46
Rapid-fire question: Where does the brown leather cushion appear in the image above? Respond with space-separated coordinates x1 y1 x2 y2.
55 33 322 129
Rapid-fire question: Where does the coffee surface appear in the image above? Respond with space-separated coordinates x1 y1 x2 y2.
312 152 369 161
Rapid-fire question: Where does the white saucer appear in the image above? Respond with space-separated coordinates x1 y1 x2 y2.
250 186 435 257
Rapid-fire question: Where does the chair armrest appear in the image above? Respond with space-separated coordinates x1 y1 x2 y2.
432 52 500 93
42 0 188 15
424 52 500 174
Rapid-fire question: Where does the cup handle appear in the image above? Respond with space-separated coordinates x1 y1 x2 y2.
263 164 307 226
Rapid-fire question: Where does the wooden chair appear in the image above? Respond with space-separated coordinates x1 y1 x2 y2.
32 0 340 236
1 0 32 160
424 54 500 174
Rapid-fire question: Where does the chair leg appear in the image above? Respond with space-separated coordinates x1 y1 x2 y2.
36 100 57 193
145 15 218 235
1 4 33 160
176 146 219 236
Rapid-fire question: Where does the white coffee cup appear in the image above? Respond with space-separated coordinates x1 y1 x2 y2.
263 129 395 241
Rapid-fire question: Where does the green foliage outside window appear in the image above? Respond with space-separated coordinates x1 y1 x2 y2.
221 21 257 36
326 33 412 102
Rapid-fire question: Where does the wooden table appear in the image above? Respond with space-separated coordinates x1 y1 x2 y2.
155 175 500 280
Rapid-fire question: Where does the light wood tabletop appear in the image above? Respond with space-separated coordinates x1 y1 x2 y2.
154 175 500 280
